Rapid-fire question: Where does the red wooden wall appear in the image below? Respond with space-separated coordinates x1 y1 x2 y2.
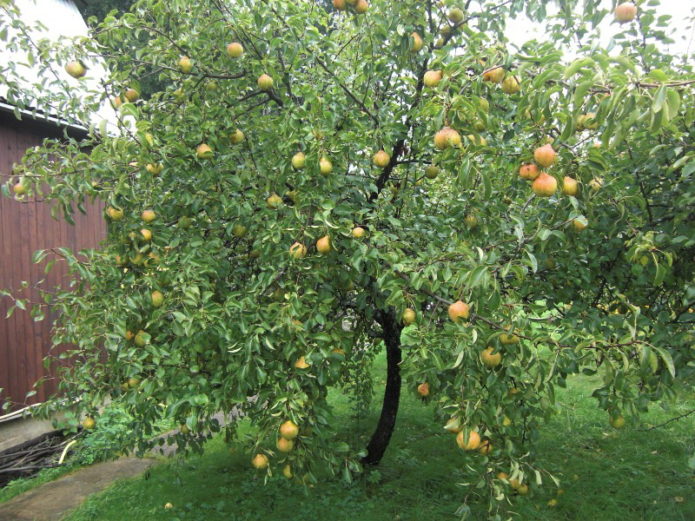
0 112 105 411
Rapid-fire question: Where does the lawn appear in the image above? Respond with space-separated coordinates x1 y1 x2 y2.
54 354 694 521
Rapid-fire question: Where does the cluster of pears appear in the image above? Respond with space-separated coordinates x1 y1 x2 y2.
497 471 530 495
283 182 366 260
290 150 333 175
251 420 299 479
176 43 272 98
481 65 521 94
188 125 244 166
332 0 369 14
519 144 589 231
401 299 471 328
446 420 494 457
288 234 331 260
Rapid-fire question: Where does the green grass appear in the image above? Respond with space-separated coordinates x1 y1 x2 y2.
8 355 694 521
0 465 74 504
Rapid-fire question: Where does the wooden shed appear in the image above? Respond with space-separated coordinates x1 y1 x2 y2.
0 107 105 413
0 0 105 417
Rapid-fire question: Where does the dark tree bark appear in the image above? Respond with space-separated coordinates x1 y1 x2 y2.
362 309 403 466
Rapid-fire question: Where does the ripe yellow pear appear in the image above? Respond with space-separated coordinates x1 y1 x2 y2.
434 126 462 150
333 0 346 10
266 193 283 208
257 74 273 91
533 144 556 167
501 75 521 94
478 438 493 455
448 7 464 23
423 70 443 87
444 416 462 433
13 182 27 195
499 332 519 344
226 42 244 57
251 453 269 469
448 300 470 322
572 218 587 232
146 163 163 175
289 242 306 259
82 416 96 429
196 143 213 159
373 149 390 167
532 172 557 197
178 56 193 73
292 152 306 169
402 308 416 325
519 163 539 180
456 430 481 450
294 356 309 369
230 129 245 144
277 437 294 452
562 176 579 196
65 61 87 78
352 226 366 238
151 290 164 307
141 209 156 222
480 347 502 368
106 207 124 220
355 0 368 14
319 156 333 175
615 2 637 23
124 88 139 102
316 235 331 253
417 382 430 397
140 228 153 241
410 32 424 52
482 67 505 83
280 420 299 440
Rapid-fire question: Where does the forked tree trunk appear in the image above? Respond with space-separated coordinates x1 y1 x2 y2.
362 310 402 466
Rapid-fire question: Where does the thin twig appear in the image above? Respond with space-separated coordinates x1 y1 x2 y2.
642 408 695 431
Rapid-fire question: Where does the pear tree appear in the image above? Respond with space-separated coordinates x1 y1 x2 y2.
1 0 694 515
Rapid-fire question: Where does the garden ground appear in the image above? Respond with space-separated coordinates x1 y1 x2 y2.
1 355 693 521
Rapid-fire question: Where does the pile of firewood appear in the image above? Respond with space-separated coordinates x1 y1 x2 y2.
0 431 75 487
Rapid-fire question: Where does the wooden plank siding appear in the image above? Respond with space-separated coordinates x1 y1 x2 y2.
0 112 105 411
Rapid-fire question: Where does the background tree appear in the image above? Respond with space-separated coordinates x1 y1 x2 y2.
1 0 694 515
76 0 136 22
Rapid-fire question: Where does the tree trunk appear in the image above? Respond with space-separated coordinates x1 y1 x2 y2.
362 310 402 466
